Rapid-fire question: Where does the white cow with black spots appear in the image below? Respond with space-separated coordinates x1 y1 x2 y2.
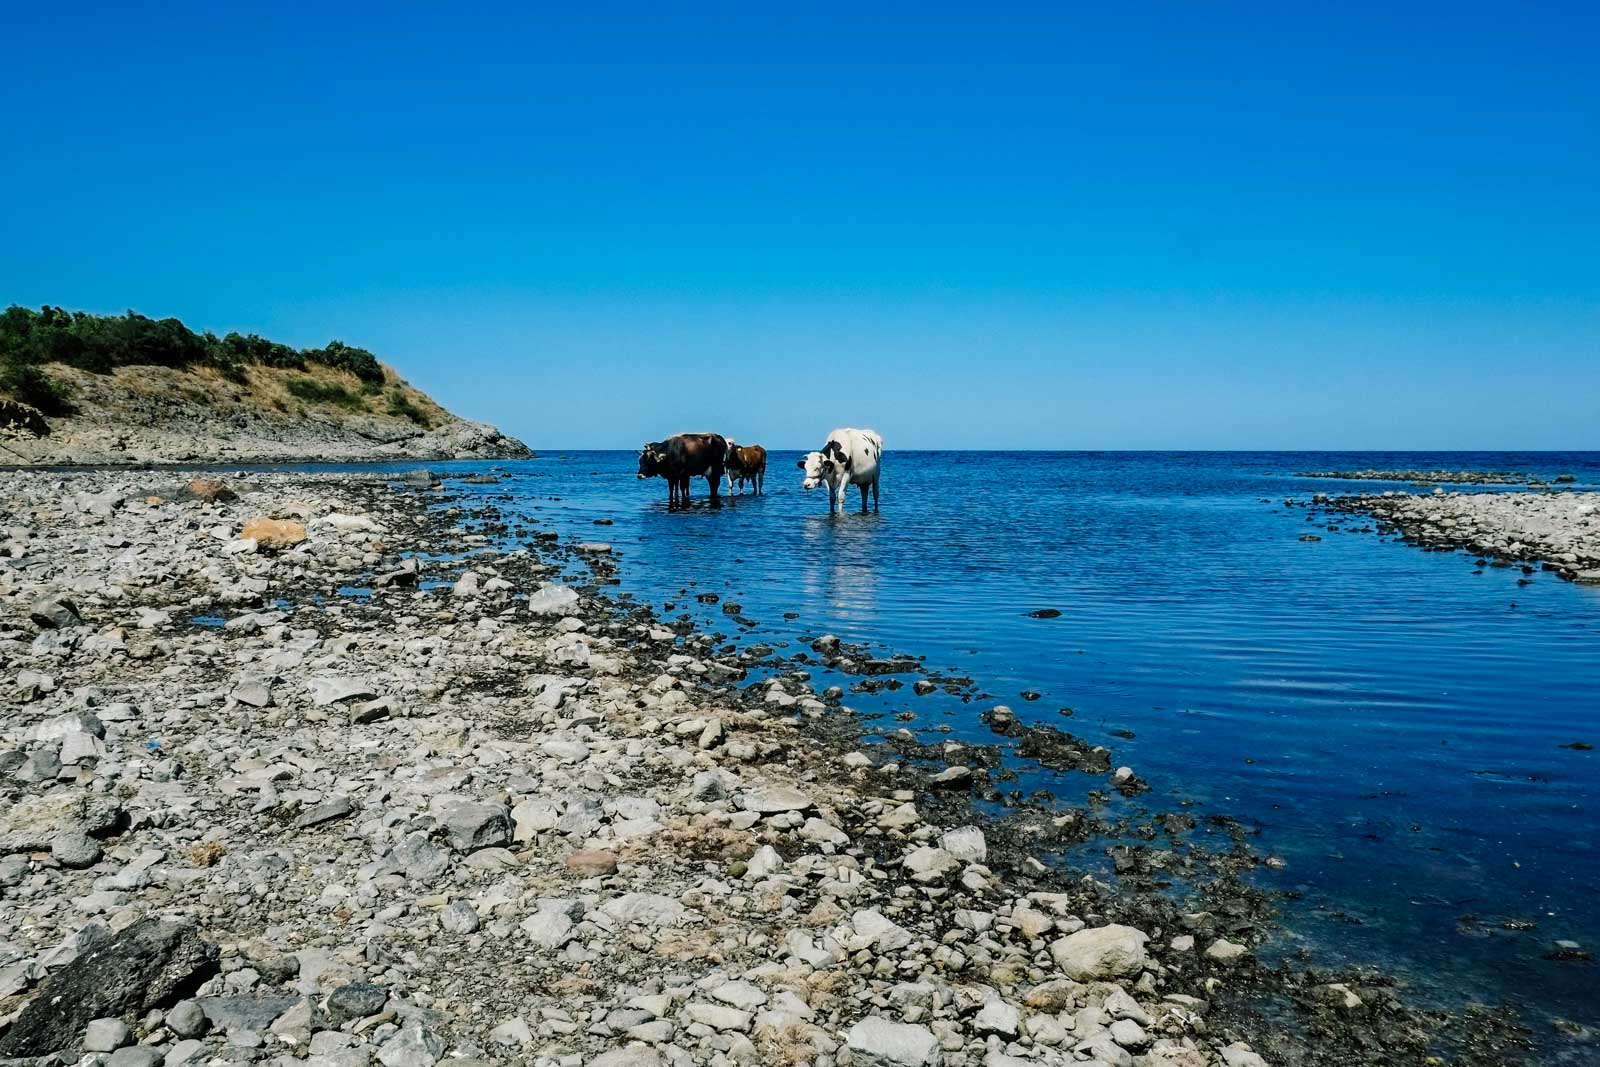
798 428 883 514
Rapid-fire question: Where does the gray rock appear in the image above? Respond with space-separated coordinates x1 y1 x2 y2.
197 996 300 1032
589 1046 664 1067
972 998 1019 1037
1205 938 1249 965
0 918 217 1057
438 800 511 852
439 900 480 934
51 826 103 868
376 1019 444 1067
902 846 958 884
1049 924 1150 981
82 1018 132 1052
520 900 580 949
164 999 209 1039
845 1015 943 1066
326 983 389 1025
29 595 82 629
525 584 579 615
938 826 987 864
17 669 56 701
737 786 813 814
308 677 377 707
164 1038 207 1065
600 892 687 927
295 795 354 828
107 1048 163 1067
390 833 450 882
0 854 28 887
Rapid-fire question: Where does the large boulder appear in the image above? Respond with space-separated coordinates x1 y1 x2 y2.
1049 924 1150 981
0 919 217 1056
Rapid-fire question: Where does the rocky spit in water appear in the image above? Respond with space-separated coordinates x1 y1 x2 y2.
1294 470 1543 485
0 470 1539 1067
1314 489 1600 582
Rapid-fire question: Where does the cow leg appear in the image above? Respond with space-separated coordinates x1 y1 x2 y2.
709 467 723 505
859 482 870 512
872 473 880 510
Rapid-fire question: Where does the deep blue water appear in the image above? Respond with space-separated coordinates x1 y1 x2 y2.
332 450 1600 1040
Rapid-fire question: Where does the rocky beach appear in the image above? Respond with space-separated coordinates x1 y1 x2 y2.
0 469 1547 1067
1314 488 1600 582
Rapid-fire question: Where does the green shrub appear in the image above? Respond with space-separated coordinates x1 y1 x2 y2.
0 304 390 385
0 361 74 415
387 391 433 427
285 376 363 409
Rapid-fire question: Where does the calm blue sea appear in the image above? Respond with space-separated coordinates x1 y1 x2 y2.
324 450 1600 1039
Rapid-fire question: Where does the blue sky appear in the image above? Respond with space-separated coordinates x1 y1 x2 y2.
4 2 1596 449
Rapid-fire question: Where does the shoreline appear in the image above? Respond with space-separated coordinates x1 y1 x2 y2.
1311 489 1600 582
0 469 1540 1066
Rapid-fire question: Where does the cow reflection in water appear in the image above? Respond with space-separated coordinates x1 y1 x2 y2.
800 509 881 618
637 433 727 508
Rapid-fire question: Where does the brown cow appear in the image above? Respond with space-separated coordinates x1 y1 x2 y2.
723 441 767 495
637 433 727 508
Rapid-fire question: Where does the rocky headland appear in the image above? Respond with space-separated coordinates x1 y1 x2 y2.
1315 489 1600 582
0 363 528 466
0 306 529 465
1295 471 1557 486
0 470 1538 1067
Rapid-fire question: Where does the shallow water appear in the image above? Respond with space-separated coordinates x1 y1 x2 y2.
329 451 1600 1039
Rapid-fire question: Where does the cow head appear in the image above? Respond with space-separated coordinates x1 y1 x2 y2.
637 442 666 479
797 451 826 490
799 440 850 490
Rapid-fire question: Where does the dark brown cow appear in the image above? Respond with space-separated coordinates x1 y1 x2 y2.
723 442 768 495
637 433 727 508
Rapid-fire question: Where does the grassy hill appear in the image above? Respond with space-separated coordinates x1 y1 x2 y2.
0 306 528 464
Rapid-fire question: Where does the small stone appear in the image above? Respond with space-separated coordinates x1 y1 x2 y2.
307 677 377 706
902 846 958 884
738 786 813 814
183 478 236 502
439 900 480 934
165 999 209 1039
29 595 83 629
326 983 388 1025
1205 938 1248 965
489 1017 533 1047
240 517 307 549
565 849 619 876
438 799 512 852
526 584 580 615
938 826 986 863
51 826 103 868
973 999 1019 1037
376 1020 444 1067
844 1015 942 1066
684 1002 751 1031
710 981 767 1010
295 795 353 828
83 1018 132 1052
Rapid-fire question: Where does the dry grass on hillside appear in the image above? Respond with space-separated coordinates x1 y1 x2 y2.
14 361 451 429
